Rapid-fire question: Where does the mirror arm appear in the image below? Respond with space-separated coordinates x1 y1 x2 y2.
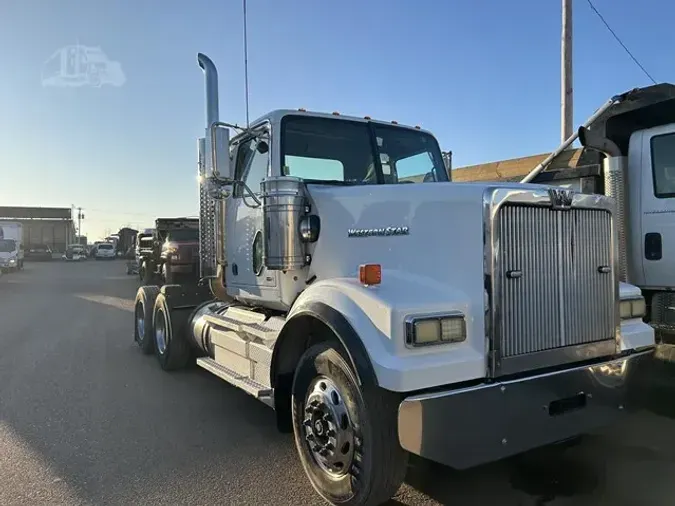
236 180 262 208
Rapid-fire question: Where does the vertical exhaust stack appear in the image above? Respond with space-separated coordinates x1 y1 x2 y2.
197 53 220 280
578 126 628 282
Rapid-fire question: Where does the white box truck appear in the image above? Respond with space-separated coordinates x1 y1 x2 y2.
0 221 24 272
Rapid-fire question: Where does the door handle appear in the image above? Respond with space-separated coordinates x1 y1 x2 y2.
645 232 662 261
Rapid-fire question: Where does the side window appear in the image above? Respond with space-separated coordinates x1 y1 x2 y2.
233 138 255 181
652 133 675 198
243 140 270 194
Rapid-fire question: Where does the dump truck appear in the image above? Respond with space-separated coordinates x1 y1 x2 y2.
132 53 655 506
137 218 199 285
456 84 675 343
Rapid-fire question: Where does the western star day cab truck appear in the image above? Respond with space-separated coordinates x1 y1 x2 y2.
0 222 24 272
457 85 675 343
133 54 655 506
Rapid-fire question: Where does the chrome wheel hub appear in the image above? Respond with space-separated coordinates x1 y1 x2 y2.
303 377 355 477
155 310 167 354
135 306 145 339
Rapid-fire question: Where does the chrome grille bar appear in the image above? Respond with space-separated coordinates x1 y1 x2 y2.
498 204 614 359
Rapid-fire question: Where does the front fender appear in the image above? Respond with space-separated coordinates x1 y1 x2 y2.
286 273 487 392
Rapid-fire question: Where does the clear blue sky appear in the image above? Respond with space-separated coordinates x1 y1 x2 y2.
0 0 670 239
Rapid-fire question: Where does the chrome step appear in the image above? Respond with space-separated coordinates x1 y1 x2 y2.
196 357 274 408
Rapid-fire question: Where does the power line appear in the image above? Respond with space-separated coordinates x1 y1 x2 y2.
585 0 656 84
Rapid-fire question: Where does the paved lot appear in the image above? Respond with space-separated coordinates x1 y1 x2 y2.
1 260 675 505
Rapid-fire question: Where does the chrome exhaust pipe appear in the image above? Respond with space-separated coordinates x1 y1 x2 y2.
196 53 224 286
578 126 629 283
197 53 219 127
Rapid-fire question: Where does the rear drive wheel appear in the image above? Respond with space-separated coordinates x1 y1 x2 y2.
291 343 407 506
153 292 192 371
134 285 160 354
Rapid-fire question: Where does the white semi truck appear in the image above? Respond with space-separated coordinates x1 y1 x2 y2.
133 54 655 506
0 221 24 272
458 84 675 343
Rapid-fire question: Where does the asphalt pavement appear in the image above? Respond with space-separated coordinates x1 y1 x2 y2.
2 259 675 505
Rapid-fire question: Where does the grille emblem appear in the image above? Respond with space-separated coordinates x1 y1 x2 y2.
548 188 574 210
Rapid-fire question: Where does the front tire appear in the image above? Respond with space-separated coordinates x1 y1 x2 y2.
152 292 192 371
291 343 407 506
134 285 160 354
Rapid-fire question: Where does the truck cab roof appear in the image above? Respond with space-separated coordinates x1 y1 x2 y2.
241 109 433 139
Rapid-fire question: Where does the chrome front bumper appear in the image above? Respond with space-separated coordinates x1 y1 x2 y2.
398 350 653 469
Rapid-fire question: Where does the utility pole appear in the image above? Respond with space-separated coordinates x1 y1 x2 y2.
561 0 573 142
77 207 84 241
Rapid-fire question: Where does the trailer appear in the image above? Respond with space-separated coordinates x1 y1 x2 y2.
132 53 655 506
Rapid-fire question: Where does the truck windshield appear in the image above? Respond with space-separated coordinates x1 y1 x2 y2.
0 239 16 252
281 115 448 185
167 229 199 242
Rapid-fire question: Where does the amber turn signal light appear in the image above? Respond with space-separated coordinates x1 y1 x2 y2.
359 264 381 285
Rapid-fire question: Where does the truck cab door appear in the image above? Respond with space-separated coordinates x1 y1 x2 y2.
225 132 277 295
636 124 675 289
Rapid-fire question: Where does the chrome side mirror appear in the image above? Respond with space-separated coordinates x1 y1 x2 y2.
207 122 232 181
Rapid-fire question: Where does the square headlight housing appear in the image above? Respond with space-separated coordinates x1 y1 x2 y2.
619 297 646 320
405 313 467 347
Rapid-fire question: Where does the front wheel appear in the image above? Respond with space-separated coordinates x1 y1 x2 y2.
291 343 408 506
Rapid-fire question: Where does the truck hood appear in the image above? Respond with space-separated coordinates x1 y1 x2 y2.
0 252 17 259
306 181 491 299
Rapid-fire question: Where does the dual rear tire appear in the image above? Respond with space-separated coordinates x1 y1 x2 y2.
152 292 192 370
133 285 192 370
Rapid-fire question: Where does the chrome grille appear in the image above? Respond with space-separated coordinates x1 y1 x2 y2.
498 204 615 358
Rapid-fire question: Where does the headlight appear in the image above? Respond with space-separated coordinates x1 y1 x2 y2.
8 258 16 264
405 313 467 347
620 297 646 319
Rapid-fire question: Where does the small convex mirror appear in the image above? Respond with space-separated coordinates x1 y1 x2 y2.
256 139 269 154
